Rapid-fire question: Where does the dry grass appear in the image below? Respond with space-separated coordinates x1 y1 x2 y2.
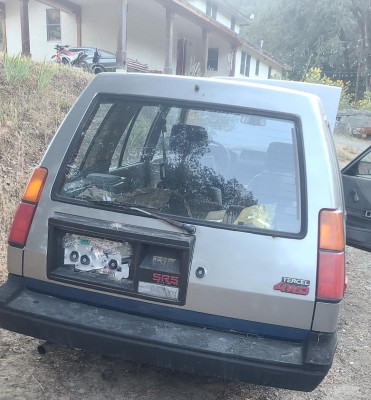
335 143 361 167
0 53 91 283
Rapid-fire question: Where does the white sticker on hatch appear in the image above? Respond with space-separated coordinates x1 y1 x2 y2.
62 233 132 281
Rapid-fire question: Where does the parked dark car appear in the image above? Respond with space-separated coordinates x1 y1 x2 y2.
68 47 149 74
68 47 116 74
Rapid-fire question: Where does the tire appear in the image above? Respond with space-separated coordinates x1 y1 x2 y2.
93 65 105 74
79 61 89 72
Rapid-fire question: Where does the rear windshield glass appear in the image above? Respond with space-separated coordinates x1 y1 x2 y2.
58 98 302 234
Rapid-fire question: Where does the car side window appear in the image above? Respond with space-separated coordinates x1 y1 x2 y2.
344 149 371 178
357 152 371 177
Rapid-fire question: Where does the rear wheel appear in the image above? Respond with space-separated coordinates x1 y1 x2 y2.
79 61 89 72
93 65 105 74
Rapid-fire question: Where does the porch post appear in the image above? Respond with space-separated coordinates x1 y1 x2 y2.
116 0 128 72
75 9 81 47
201 28 209 76
229 45 238 77
164 8 174 75
19 0 30 56
0 3 7 52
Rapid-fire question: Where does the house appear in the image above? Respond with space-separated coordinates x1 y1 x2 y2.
0 0 289 78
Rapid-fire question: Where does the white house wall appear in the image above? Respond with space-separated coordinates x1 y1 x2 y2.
30 1 76 61
186 0 207 13
186 0 238 33
236 50 280 79
127 1 167 72
4 0 76 61
216 10 231 29
3 0 22 55
208 34 233 76
80 5 117 53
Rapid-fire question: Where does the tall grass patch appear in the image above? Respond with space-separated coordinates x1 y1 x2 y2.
3 53 32 84
38 59 59 90
0 55 92 282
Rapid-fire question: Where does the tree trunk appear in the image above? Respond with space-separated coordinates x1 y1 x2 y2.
351 2 371 93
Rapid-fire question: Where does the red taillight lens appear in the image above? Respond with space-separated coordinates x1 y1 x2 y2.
317 209 345 301
8 167 48 248
8 202 37 247
317 251 345 301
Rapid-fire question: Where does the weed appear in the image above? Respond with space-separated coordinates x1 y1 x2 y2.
3 52 32 84
38 59 58 90
0 100 19 128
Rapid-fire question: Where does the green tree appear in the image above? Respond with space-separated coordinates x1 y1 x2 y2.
350 0 371 97
235 0 370 98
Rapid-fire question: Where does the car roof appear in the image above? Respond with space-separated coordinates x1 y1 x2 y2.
69 47 115 55
79 73 329 124
220 77 341 133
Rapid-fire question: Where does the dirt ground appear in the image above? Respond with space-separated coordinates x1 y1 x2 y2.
0 135 370 400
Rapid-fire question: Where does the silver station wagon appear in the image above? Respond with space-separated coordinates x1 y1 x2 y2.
1 73 368 391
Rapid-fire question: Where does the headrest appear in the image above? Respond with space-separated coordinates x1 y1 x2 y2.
169 124 209 159
266 142 295 172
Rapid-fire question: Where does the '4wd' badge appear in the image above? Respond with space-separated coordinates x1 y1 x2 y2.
273 277 310 296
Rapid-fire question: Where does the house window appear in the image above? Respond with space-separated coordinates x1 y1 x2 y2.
206 1 217 19
46 9 61 41
255 59 260 76
240 52 251 77
268 66 272 79
207 48 219 71
231 16 236 31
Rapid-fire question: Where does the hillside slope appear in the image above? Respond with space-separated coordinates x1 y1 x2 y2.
0 54 91 282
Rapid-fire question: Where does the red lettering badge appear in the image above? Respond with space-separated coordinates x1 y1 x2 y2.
152 273 179 286
273 277 310 296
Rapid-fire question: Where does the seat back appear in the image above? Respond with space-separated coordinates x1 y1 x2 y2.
249 142 297 206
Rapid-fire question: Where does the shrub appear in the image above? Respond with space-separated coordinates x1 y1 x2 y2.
355 91 371 111
303 67 352 109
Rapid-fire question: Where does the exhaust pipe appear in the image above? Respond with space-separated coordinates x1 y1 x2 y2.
37 341 57 355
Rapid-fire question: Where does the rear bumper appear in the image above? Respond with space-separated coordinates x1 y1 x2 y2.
0 274 337 392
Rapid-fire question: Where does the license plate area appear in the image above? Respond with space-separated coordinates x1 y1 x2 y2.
47 214 195 305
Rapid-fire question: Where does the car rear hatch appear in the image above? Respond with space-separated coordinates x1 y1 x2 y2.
17 74 343 342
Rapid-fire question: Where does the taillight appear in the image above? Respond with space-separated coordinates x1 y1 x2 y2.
317 209 345 301
8 167 48 247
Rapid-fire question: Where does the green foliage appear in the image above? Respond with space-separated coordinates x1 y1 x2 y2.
3 53 60 91
3 53 32 84
303 67 352 109
237 0 370 96
355 91 371 111
38 59 59 90
303 67 371 110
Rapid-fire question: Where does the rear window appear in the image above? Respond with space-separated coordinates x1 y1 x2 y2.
57 98 303 235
